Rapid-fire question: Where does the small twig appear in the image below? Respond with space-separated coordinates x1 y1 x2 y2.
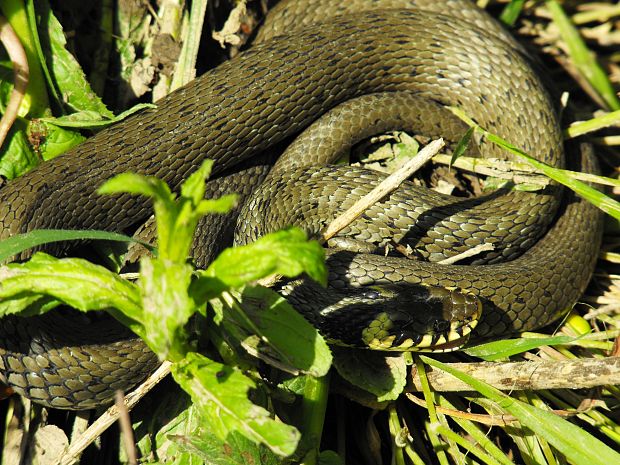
68 411 90 464
257 139 444 289
436 243 495 265
0 16 29 149
409 357 620 392
115 391 137 465
431 153 550 187
406 393 583 426
322 138 445 241
55 361 172 465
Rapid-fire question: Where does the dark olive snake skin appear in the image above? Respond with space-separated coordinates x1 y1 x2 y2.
0 0 603 409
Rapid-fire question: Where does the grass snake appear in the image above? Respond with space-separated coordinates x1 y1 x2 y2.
0 0 603 409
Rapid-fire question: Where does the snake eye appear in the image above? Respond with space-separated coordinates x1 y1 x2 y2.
361 289 381 300
433 319 450 333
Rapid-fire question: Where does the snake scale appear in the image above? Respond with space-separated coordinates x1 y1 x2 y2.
0 0 603 409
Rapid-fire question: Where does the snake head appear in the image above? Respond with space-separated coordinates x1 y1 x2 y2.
354 285 481 352
280 280 481 352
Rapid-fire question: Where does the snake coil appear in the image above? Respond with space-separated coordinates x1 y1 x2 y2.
0 0 602 409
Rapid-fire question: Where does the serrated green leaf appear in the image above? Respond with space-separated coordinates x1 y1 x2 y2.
139 257 194 361
332 348 406 402
464 335 579 361
221 286 331 377
0 119 39 179
133 391 202 465
180 159 213 203
98 172 175 200
195 195 237 215
420 356 620 465
0 294 58 317
99 172 178 256
38 0 113 116
0 252 142 334
279 375 311 396
98 161 230 262
169 159 236 260
39 104 156 129
34 121 86 160
172 352 300 457
173 429 281 465
318 450 344 465
205 228 327 288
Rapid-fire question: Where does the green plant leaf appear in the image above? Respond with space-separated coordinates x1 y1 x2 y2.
332 348 406 402
420 356 620 465
565 109 620 138
172 352 300 457
139 257 194 361
218 285 332 377
173 429 281 465
318 450 344 465
36 0 113 116
194 196 237 216
99 159 233 262
38 104 156 129
98 171 175 200
180 159 213 203
465 335 579 361
205 228 327 288
0 119 39 179
0 294 58 318
31 121 86 161
0 252 142 334
99 172 177 256
0 229 142 263
133 391 217 465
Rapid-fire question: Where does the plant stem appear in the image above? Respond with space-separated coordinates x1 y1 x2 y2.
301 372 331 461
0 0 49 116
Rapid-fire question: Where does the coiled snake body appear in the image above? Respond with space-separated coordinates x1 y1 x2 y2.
0 0 603 409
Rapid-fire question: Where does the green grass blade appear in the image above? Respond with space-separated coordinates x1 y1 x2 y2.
545 0 620 110
449 107 620 220
499 0 526 26
465 335 579 361
0 228 145 262
565 109 620 138
420 356 620 465
450 126 474 168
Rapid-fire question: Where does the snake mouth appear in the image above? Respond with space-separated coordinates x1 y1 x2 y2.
359 287 482 352
361 312 479 352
